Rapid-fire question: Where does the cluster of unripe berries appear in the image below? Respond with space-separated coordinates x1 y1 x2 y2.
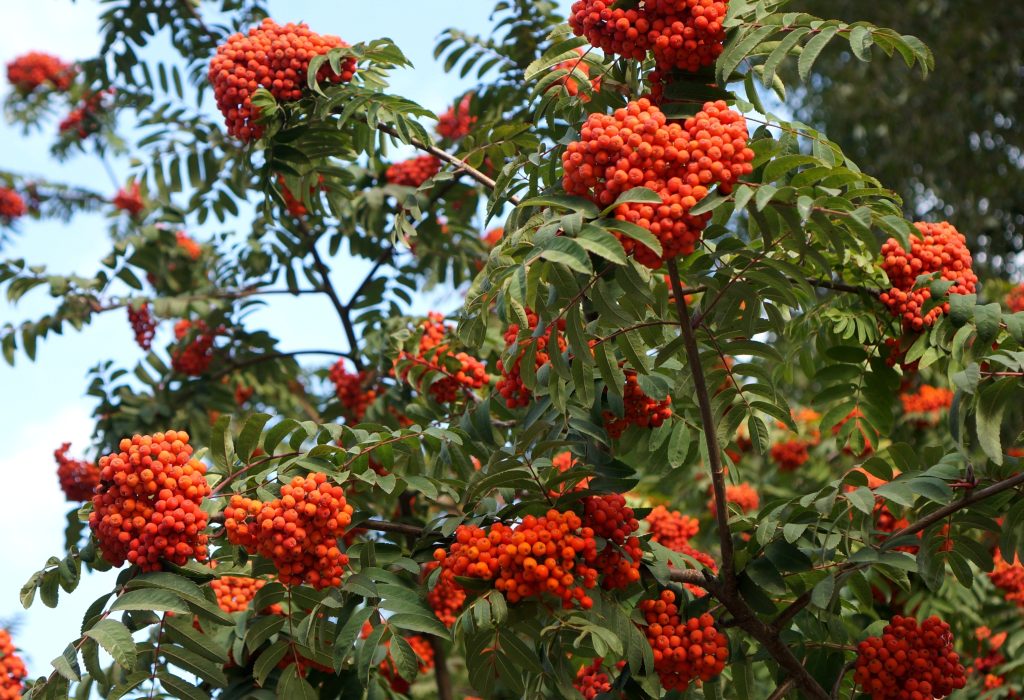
113 182 144 216
224 472 353 589
399 312 489 403
434 510 600 609
6 51 74 93
496 309 567 408
562 98 753 268
385 155 441 187
569 0 728 73
208 19 355 141
127 303 157 351
171 319 218 376
640 591 729 691
603 370 673 438
900 385 954 425
329 360 376 423
0 629 26 700
0 188 26 223
54 442 99 502
854 615 967 699
435 93 474 141
89 431 210 571
879 222 977 331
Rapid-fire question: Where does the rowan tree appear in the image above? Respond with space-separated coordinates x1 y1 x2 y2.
2 1 1024 699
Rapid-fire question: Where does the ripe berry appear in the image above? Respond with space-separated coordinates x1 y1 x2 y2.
54 442 100 502
171 319 219 376
59 89 113 140
208 19 355 141
0 188 27 223
113 183 144 216
6 51 74 93
879 222 977 331
989 549 1024 607
127 303 157 351
645 505 700 551
709 481 759 515
483 227 504 248
603 370 672 438
328 360 377 423
89 430 210 571
0 628 27 700
386 155 441 187
496 309 567 408
436 93 474 141
853 615 967 699
224 472 353 589
175 230 202 260
210 573 281 614
639 590 728 690
562 98 752 268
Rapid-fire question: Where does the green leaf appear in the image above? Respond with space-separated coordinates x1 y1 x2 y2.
975 303 1002 344
84 619 136 671
158 670 210 700
236 413 272 462
798 26 840 81
387 612 451 640
518 194 600 218
810 575 835 608
388 635 421 682
537 236 593 274
977 378 1017 464
276 664 317 700
110 589 189 614
601 219 663 258
576 225 626 265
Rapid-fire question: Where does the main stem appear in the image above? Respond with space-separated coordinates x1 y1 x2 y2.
666 258 734 590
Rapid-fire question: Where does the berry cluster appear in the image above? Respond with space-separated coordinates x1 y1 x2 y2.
583 493 643 589
433 510 599 609
854 616 967 699
54 442 99 502
171 319 218 376
879 222 978 331
6 51 74 93
436 93 474 141
398 312 489 403
208 18 355 141
328 360 377 423
210 574 279 614
89 431 210 571
569 0 728 72
710 481 759 514
385 155 441 187
603 370 673 438
277 174 325 218
1007 283 1024 313
424 561 466 627
483 227 504 248
59 89 112 140
640 591 729 691
989 549 1024 607
833 407 875 457
551 48 602 100
645 505 700 551
224 472 353 589
900 385 954 425
0 188 27 223
360 623 435 694
127 303 157 351
574 658 612 699
0 629 26 700
769 438 811 472
113 183 144 216
562 99 753 267
496 309 567 408
175 230 202 260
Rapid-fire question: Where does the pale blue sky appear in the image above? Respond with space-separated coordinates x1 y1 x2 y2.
0 0 574 676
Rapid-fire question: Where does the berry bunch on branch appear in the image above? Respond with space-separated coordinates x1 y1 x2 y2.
89 431 210 571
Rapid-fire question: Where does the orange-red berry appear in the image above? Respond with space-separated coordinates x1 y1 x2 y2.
54 442 100 502
0 628 27 700
853 615 966 699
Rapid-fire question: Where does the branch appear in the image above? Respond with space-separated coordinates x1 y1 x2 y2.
430 638 454 700
374 122 521 206
666 259 735 590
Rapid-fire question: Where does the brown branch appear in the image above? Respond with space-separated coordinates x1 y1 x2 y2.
430 638 454 700
667 258 735 590
373 122 521 206
210 452 303 496
767 678 795 700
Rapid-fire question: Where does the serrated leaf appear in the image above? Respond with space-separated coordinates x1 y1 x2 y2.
84 619 136 671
